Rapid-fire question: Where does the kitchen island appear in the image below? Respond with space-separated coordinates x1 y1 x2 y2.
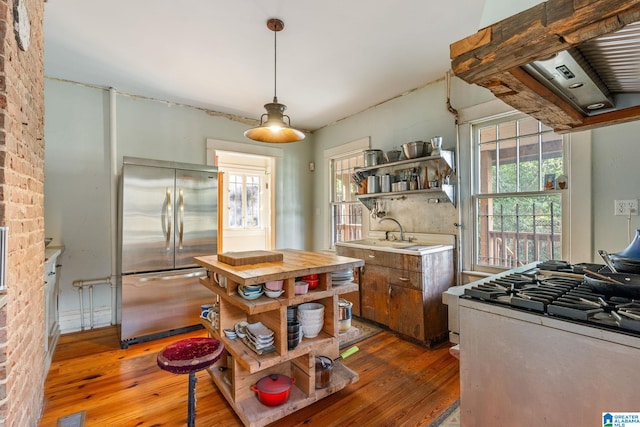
194 249 364 427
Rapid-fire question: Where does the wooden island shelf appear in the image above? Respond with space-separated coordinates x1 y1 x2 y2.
194 249 364 427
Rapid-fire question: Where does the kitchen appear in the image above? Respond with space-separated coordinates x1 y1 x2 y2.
3 0 640 426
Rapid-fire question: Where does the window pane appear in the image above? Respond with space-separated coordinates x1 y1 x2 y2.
497 137 516 193
541 132 564 183
332 203 363 244
518 135 540 192
228 174 243 227
478 140 497 193
476 195 562 268
245 175 260 227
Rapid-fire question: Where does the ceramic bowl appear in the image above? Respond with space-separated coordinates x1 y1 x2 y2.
264 280 284 291
294 281 309 295
299 319 324 338
223 328 237 339
264 289 285 298
242 284 264 293
238 286 264 300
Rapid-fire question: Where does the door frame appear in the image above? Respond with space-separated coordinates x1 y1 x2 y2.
206 139 281 251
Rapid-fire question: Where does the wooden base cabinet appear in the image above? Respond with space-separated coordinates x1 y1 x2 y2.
337 246 453 347
194 249 364 427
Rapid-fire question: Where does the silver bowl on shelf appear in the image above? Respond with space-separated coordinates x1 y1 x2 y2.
401 141 426 159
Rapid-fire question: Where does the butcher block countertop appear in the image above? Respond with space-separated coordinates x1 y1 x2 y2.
194 248 364 285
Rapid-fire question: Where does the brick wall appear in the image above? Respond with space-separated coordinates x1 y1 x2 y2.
0 1 46 426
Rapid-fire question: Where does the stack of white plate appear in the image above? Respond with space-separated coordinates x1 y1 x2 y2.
332 269 354 286
243 321 275 352
297 303 324 338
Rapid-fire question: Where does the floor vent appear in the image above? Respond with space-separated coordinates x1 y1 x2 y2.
56 411 86 427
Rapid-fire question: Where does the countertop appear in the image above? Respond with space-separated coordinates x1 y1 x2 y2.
45 245 64 263
335 232 455 256
194 248 364 285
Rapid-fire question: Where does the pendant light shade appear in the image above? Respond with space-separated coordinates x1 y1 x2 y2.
244 18 305 143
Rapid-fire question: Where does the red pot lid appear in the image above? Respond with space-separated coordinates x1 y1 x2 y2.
255 374 293 393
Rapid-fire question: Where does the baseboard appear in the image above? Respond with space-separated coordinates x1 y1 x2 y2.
59 307 113 334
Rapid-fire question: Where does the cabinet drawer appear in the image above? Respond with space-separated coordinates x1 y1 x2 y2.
387 268 422 291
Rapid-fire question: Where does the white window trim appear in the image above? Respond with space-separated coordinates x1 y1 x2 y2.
457 101 592 275
322 137 370 250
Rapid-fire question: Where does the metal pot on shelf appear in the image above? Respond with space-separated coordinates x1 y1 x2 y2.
315 346 359 389
363 149 384 167
338 298 353 332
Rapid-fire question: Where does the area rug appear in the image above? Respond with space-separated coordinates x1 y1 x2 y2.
429 400 460 427
338 317 382 349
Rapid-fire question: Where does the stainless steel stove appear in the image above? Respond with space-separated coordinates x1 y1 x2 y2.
460 262 640 337
444 261 640 427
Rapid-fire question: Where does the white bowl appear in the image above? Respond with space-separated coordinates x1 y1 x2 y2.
264 289 285 298
300 320 324 338
298 302 324 313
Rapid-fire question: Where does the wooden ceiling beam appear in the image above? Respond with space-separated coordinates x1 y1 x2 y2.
450 0 640 132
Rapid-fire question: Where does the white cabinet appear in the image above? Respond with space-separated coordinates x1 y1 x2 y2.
44 247 62 374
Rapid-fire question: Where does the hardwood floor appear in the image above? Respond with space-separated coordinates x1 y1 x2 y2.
39 326 459 426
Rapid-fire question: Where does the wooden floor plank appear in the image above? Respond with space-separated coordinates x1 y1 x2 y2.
39 325 459 426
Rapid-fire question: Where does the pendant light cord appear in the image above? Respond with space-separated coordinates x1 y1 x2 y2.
273 26 278 102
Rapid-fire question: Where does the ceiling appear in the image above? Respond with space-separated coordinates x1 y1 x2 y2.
44 0 486 132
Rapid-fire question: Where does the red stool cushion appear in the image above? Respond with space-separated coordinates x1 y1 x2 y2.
157 337 224 374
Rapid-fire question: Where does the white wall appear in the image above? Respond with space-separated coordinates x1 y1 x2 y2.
44 79 313 333
311 73 640 266
311 76 495 251
592 120 640 257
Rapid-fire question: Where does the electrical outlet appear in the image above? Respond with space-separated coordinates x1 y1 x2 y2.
614 199 639 216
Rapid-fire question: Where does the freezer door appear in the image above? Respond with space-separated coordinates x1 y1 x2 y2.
174 168 218 268
120 268 214 342
121 164 176 273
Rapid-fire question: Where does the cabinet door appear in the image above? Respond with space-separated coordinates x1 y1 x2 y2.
360 264 389 326
388 285 424 341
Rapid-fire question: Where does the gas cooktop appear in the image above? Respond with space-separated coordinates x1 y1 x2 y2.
462 261 640 337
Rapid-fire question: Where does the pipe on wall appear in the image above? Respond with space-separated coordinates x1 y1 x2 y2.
109 87 118 326
446 70 463 286
72 277 113 330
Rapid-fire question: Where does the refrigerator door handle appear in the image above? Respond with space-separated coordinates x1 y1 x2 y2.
133 269 207 285
178 188 184 249
164 187 172 250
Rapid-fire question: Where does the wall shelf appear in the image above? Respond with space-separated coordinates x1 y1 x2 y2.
355 150 456 208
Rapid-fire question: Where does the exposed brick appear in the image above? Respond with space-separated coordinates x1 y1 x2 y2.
0 0 46 425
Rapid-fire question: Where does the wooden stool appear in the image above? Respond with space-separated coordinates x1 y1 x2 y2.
157 337 224 427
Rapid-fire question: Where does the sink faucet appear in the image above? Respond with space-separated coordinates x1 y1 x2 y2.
379 217 405 241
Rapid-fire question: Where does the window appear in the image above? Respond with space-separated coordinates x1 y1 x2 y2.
472 114 564 269
227 172 263 229
330 152 364 247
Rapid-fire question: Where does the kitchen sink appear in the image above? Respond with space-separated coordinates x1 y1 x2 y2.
336 239 445 255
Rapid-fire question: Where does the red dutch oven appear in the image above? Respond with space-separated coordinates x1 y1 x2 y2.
250 374 296 406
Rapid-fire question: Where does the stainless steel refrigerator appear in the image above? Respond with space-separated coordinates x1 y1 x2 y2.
119 157 218 347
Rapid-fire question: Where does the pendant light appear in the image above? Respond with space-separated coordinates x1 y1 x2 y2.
244 18 305 143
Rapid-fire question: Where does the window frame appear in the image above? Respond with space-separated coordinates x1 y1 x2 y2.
470 112 567 272
222 165 268 231
323 137 370 250
329 151 365 248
